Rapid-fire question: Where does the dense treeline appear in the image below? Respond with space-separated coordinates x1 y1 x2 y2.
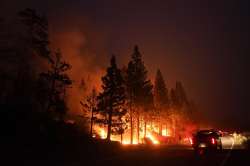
0 8 196 147
83 46 196 143
0 8 76 146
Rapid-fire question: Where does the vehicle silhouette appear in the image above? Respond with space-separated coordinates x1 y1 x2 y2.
191 130 222 155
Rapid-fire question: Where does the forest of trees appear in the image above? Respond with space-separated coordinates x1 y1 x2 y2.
85 46 196 143
0 8 74 143
79 45 196 144
0 9 197 146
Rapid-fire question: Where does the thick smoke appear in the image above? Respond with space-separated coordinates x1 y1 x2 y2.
49 19 106 116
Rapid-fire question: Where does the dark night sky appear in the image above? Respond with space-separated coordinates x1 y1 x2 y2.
1 0 250 130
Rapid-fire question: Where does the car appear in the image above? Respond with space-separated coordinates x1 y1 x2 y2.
191 129 222 154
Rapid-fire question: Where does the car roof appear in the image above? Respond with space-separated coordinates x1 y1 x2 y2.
197 130 219 135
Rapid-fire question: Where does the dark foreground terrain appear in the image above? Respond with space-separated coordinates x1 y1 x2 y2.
4 141 249 166
96 145 250 166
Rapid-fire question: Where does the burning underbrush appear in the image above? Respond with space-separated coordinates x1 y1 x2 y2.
91 119 197 146
76 46 199 147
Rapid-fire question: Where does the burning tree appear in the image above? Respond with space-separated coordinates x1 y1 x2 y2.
110 108 129 143
169 81 194 139
170 81 188 109
96 55 127 141
125 45 154 144
154 69 170 136
80 88 98 137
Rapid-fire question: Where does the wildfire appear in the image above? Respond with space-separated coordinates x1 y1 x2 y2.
93 127 107 139
162 128 171 137
99 128 106 139
146 132 160 144
122 140 130 145
93 125 168 145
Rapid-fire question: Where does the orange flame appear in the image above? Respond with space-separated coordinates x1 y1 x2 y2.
146 132 160 144
93 124 167 145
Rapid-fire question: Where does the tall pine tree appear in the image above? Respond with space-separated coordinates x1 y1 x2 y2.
125 45 153 143
169 81 190 138
154 69 169 108
80 88 98 137
170 81 188 109
18 8 51 61
154 69 169 135
97 55 126 141
38 49 72 120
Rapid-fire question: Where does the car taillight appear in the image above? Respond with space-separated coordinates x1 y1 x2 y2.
211 138 216 144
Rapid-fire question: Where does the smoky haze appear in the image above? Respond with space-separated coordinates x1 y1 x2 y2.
1 0 250 130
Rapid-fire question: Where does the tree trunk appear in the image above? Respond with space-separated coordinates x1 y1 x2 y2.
165 123 168 136
144 121 147 138
130 109 133 144
121 133 123 143
159 123 162 136
46 74 56 113
107 109 112 141
173 118 176 138
137 114 140 144
90 108 94 137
